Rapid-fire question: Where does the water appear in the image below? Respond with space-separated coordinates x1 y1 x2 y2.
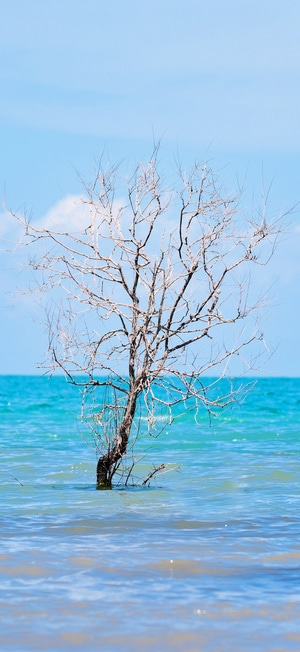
1 376 300 651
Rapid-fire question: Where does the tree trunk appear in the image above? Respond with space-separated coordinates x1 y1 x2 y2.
96 389 138 488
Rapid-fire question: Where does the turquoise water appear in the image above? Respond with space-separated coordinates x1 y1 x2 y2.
1 376 300 651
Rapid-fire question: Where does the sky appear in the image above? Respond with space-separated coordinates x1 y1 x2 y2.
0 0 299 375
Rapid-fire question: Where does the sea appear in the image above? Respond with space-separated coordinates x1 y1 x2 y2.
1 375 300 652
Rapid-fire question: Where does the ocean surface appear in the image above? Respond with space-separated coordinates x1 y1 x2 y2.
1 375 300 651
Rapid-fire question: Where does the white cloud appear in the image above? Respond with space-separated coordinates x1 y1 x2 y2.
0 209 23 246
36 194 89 231
0 210 14 237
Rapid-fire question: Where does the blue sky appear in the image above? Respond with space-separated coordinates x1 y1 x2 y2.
1 0 299 375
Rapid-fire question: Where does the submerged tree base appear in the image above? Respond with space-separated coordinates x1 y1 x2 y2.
96 452 126 488
95 461 179 490
96 482 112 490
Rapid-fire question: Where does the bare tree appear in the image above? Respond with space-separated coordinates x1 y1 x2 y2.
17 150 281 487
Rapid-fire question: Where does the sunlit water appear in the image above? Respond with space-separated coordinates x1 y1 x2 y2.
1 376 300 651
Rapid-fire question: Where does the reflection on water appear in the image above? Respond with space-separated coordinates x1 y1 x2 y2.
1 377 300 650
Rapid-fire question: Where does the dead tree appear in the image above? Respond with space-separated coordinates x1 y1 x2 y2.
17 150 281 487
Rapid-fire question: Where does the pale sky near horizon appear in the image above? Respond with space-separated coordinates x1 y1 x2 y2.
1 0 299 375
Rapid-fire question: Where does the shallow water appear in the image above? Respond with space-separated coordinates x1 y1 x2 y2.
1 376 300 651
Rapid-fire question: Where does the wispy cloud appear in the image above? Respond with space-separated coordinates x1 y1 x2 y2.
36 195 88 231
